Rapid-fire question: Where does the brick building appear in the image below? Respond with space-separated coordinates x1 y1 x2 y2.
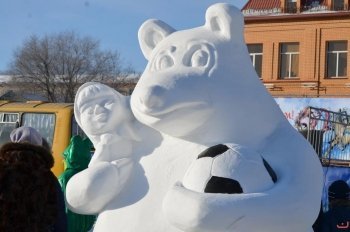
242 0 350 97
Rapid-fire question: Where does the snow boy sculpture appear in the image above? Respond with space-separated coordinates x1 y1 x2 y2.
66 3 323 232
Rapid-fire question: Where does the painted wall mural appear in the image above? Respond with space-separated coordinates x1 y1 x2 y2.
275 98 350 160
275 98 350 211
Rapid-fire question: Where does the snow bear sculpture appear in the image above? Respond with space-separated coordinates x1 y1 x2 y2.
66 3 323 232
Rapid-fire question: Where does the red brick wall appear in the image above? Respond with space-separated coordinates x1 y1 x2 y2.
244 14 350 97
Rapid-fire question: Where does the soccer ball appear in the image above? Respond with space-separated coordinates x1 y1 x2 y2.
182 143 277 194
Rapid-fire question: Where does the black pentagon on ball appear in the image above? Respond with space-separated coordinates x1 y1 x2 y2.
197 144 229 159
204 176 243 194
196 144 278 194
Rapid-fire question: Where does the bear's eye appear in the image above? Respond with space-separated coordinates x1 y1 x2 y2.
155 54 174 70
191 50 209 67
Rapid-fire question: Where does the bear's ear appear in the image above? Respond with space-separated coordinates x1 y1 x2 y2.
138 19 175 60
205 3 244 41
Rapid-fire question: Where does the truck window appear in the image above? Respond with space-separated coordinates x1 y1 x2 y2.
0 113 19 146
21 113 55 147
71 115 89 139
71 115 94 155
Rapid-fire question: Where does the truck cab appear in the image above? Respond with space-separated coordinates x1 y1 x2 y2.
0 101 85 176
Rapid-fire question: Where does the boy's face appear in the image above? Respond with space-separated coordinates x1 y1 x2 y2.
79 95 119 134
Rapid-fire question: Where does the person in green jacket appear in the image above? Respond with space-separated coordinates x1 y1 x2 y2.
59 135 96 232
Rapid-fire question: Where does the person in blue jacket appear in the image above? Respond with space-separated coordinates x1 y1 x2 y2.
321 180 350 232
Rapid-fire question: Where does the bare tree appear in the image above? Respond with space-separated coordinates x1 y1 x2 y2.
8 31 129 102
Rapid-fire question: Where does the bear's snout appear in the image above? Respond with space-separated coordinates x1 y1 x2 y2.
138 85 166 112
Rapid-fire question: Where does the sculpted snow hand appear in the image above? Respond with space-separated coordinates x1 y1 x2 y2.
66 3 323 232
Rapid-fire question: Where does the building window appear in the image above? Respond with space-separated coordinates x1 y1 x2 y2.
326 41 347 78
286 0 297 13
247 44 263 78
279 42 300 79
332 0 344 10
302 0 326 11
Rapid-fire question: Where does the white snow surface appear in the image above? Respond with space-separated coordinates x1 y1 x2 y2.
66 3 323 232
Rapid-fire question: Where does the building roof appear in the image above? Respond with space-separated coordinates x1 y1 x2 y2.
242 0 350 17
242 0 281 11
244 8 350 22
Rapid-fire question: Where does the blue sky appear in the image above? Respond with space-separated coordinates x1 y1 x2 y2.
0 0 247 73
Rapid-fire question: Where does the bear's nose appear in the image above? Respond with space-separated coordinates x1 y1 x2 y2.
139 85 165 110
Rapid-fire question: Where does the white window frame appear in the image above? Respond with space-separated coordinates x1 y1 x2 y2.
280 43 300 79
248 44 263 78
327 41 348 78
250 52 263 68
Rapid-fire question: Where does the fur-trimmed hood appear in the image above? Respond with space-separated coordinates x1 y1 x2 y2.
0 142 54 170
0 142 59 232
